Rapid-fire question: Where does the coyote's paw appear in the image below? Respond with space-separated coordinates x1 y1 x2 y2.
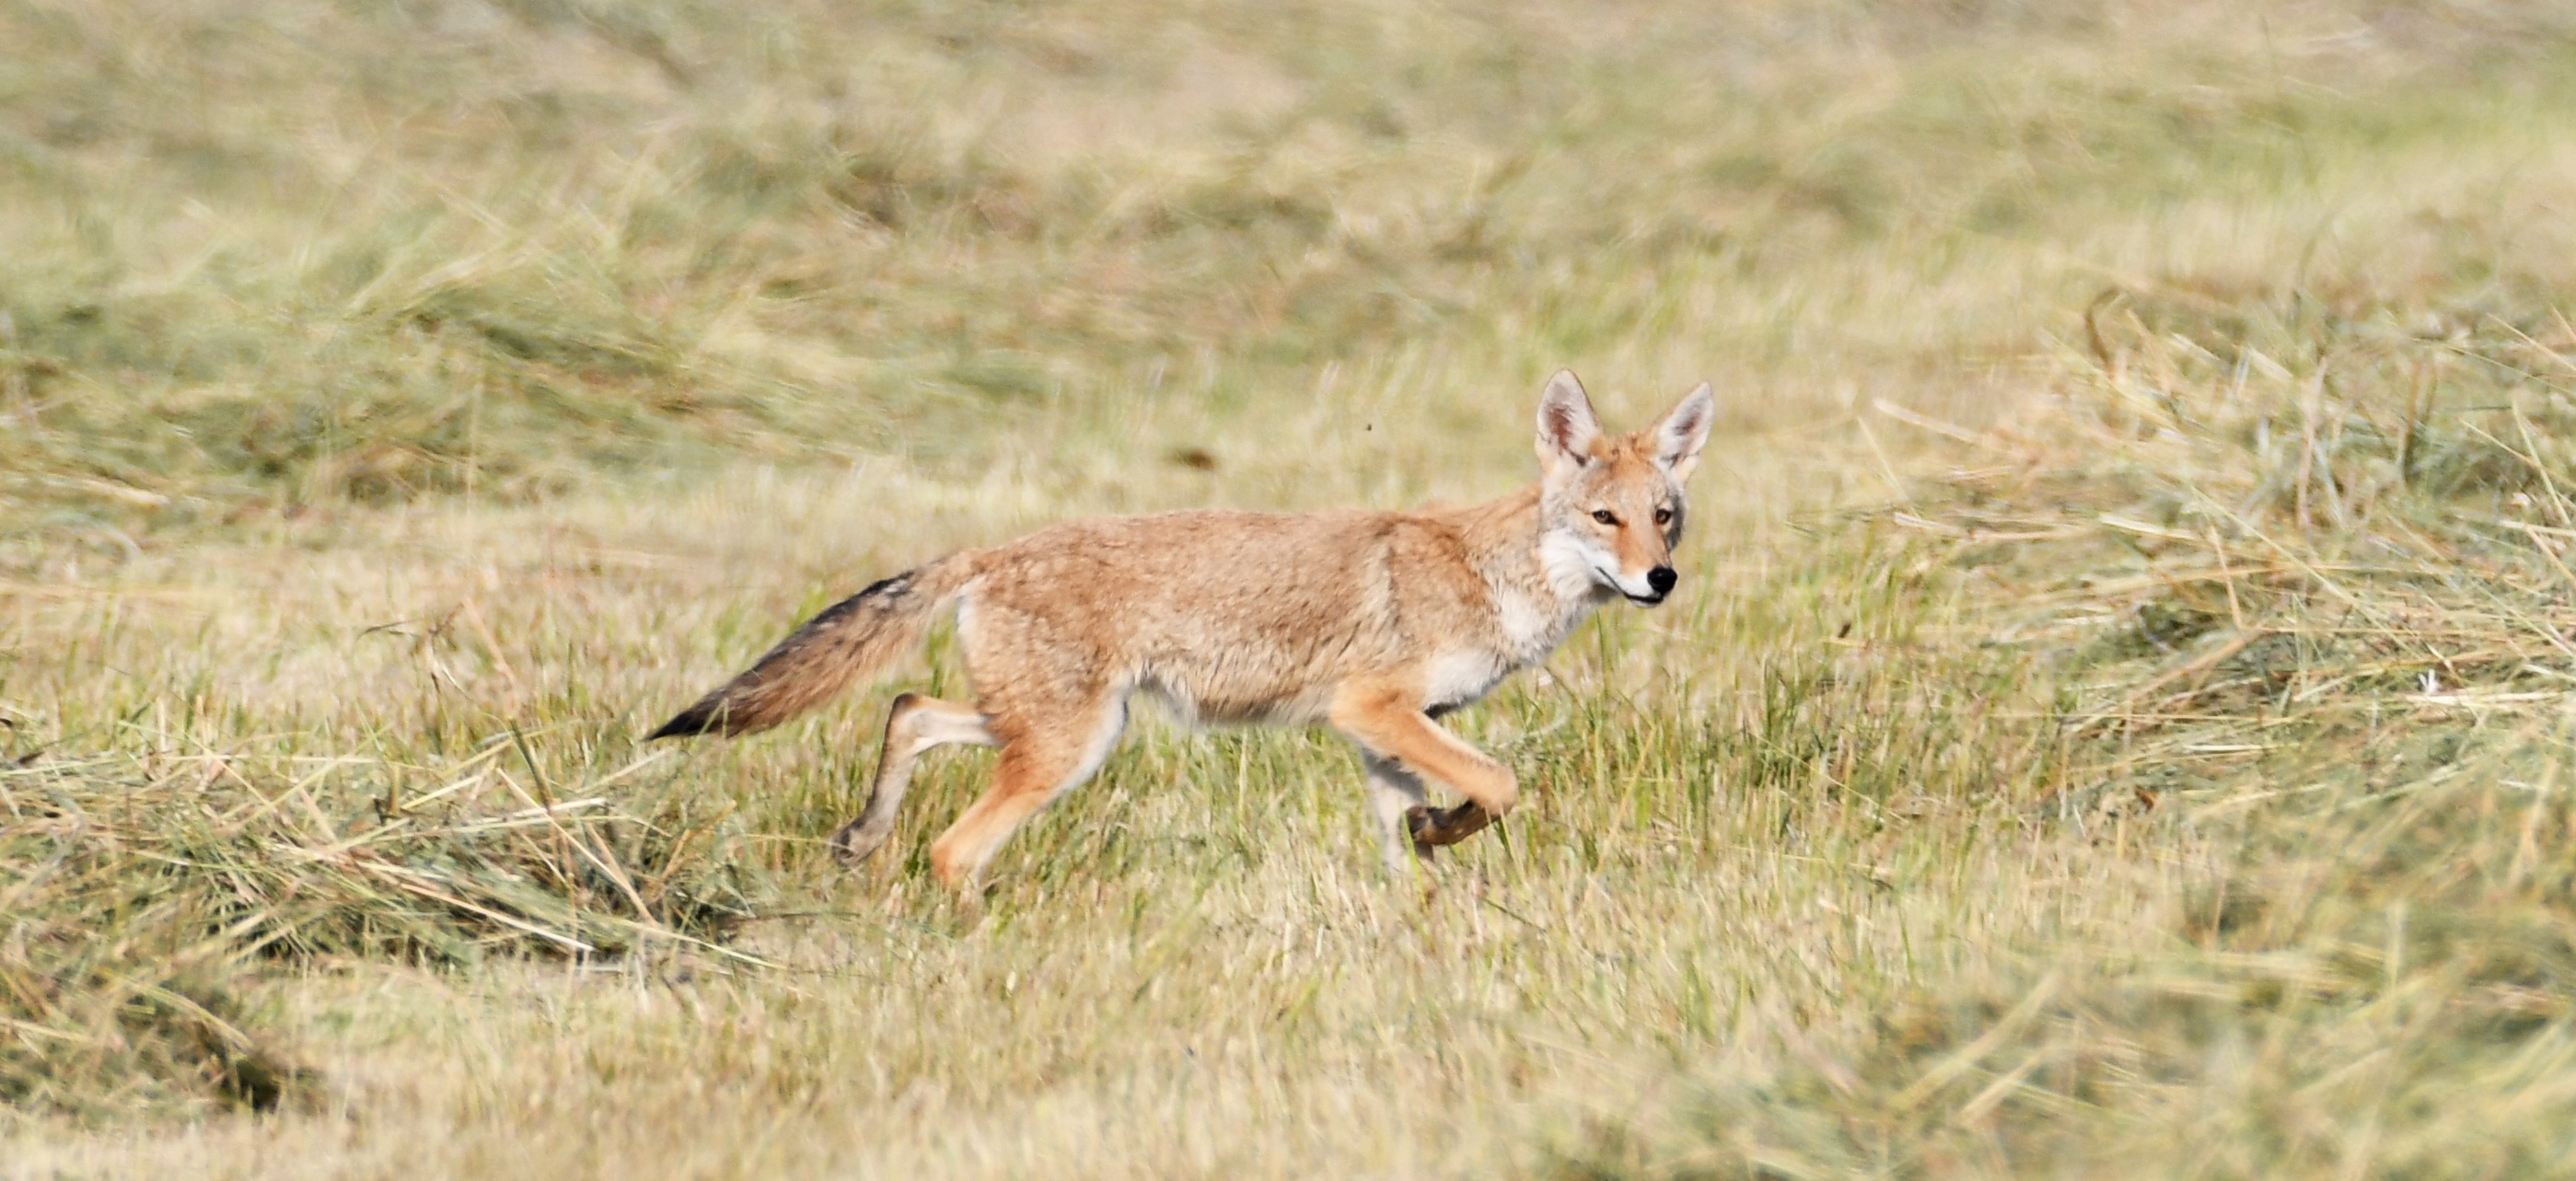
1405 802 1494 854
828 818 892 868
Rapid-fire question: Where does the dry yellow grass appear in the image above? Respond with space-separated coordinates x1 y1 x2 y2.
8 0 2576 1176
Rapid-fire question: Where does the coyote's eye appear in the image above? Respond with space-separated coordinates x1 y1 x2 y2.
1654 507 1673 526
1591 509 1619 526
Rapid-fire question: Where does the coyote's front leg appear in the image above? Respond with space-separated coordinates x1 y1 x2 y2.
1360 753 1433 871
1331 683 1519 862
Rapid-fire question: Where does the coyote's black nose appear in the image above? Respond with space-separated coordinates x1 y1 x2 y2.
1647 566 1677 596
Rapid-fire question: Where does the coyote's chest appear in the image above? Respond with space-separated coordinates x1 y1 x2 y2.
1422 582 1593 712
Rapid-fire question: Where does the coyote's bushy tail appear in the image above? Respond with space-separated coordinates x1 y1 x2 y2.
649 553 979 739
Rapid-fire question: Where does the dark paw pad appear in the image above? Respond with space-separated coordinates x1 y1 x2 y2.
1406 802 1494 852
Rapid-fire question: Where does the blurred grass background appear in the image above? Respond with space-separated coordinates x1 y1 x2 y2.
9 0 2576 1175
15 0 2569 537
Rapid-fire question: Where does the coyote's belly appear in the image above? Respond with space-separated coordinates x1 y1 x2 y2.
957 507 1505 725
1130 630 1511 727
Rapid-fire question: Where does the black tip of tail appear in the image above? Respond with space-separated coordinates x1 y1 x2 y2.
648 569 920 743
647 704 719 740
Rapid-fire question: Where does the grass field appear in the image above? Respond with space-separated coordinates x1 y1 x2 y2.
9 0 2576 1175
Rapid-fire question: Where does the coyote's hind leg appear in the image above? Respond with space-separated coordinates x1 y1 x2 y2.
830 693 995 866
927 691 1128 890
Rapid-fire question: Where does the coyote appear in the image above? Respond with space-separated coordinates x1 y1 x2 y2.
650 371 1714 888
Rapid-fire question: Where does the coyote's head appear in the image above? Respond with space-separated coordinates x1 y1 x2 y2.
1532 370 1715 608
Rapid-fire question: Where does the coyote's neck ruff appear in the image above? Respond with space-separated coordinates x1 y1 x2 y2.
653 370 1715 887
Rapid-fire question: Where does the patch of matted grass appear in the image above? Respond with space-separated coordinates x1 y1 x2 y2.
0 730 765 1118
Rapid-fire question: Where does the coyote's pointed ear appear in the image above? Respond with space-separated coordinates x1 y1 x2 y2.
1535 370 1603 481
1651 382 1715 481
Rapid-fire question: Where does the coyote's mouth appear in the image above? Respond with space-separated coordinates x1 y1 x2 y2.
1595 566 1665 607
